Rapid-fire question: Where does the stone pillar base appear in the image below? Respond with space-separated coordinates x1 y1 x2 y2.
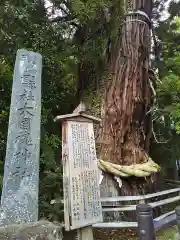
0 220 63 240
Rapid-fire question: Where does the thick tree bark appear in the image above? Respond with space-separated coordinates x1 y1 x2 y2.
100 0 157 211
101 1 153 162
76 0 157 221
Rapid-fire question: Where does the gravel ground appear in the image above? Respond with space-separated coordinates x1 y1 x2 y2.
93 227 178 240
93 229 138 240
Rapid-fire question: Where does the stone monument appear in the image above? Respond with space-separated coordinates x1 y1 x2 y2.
0 49 42 225
0 49 63 240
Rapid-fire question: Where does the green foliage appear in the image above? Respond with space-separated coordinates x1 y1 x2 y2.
1 0 180 222
0 0 125 222
0 0 77 221
151 12 180 167
157 17 180 131
72 0 111 22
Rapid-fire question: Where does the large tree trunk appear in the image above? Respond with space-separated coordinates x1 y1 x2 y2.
99 0 159 222
76 0 157 221
100 0 154 196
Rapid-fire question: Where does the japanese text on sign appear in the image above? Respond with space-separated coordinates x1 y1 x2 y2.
66 121 102 230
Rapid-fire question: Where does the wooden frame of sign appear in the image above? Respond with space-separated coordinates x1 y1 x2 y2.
54 104 102 239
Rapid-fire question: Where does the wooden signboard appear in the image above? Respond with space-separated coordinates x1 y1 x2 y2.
61 115 102 231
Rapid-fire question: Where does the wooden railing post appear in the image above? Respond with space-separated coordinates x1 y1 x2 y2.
77 227 94 240
136 204 156 240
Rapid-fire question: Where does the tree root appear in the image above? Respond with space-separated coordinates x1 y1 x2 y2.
98 158 160 178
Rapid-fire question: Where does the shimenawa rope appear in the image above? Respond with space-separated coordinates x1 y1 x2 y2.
98 158 160 178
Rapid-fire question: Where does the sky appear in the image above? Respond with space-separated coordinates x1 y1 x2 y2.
162 0 179 20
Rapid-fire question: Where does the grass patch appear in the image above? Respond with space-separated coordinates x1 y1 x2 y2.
157 226 178 240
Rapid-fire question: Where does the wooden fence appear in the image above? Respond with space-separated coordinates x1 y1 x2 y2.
61 182 180 239
92 187 180 230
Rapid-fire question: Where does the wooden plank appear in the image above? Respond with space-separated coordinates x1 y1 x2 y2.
150 195 180 208
102 195 180 212
54 113 80 122
77 227 94 240
93 212 177 229
165 179 180 185
139 199 145 204
92 221 138 228
154 213 176 232
62 122 71 231
81 113 101 123
102 205 136 212
52 186 180 205
65 120 102 230
54 113 101 123
154 210 175 221
101 188 180 202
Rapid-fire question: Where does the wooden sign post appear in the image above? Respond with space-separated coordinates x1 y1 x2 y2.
54 103 102 239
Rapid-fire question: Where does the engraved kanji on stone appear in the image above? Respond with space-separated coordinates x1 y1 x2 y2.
13 148 32 163
19 116 31 131
20 54 28 61
0 49 42 226
21 74 36 89
18 103 34 117
15 132 32 146
26 59 37 70
20 89 34 101
11 167 28 177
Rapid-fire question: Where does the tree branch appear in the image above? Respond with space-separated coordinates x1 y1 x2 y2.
51 15 74 23
58 5 69 16
152 118 169 144
50 14 79 28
